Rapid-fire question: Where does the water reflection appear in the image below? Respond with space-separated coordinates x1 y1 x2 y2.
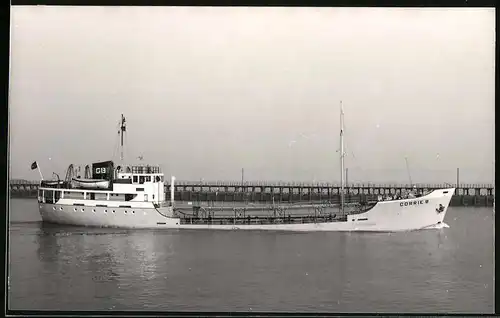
31 224 130 309
104 230 179 284
9 204 494 313
35 223 71 262
333 233 347 308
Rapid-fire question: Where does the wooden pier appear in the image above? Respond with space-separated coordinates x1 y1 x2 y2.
9 179 495 207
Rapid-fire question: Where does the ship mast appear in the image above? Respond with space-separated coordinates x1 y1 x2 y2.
340 101 345 215
119 114 126 162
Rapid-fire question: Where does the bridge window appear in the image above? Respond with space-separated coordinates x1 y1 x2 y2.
91 193 107 200
139 176 145 184
146 176 151 182
133 176 138 183
64 191 85 199
43 190 53 203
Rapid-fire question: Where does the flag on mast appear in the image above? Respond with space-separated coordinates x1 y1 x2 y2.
30 161 44 180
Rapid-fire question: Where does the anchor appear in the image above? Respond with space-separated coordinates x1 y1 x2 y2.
436 204 445 213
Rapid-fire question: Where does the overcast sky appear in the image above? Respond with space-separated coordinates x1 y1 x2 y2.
9 7 495 184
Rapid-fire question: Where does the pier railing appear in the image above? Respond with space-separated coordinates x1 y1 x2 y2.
9 179 494 190
9 179 494 195
171 180 493 189
9 179 495 207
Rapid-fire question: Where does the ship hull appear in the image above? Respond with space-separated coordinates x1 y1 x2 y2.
38 188 454 232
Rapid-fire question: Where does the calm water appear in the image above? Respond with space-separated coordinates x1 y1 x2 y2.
8 198 494 313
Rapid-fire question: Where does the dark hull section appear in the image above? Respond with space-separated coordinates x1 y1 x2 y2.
178 215 349 225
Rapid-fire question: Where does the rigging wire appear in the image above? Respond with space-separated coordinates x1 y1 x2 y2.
123 125 134 164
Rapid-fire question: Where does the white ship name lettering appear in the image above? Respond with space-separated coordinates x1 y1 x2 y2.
95 167 107 174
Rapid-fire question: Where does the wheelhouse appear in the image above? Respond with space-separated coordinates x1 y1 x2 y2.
114 164 164 185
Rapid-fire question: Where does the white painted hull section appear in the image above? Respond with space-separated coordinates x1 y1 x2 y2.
39 203 177 228
38 188 454 232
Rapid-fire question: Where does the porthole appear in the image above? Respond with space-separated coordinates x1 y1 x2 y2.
60 207 63 210
132 211 135 214
81 209 85 212
113 210 115 213
92 209 96 213
125 211 127 214
53 207 56 210
74 208 77 212
104 209 107 213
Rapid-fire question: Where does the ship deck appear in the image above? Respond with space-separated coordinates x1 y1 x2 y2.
173 201 377 224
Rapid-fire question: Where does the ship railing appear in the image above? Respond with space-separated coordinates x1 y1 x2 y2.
116 164 162 174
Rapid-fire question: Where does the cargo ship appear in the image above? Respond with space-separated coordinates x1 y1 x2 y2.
35 110 453 231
